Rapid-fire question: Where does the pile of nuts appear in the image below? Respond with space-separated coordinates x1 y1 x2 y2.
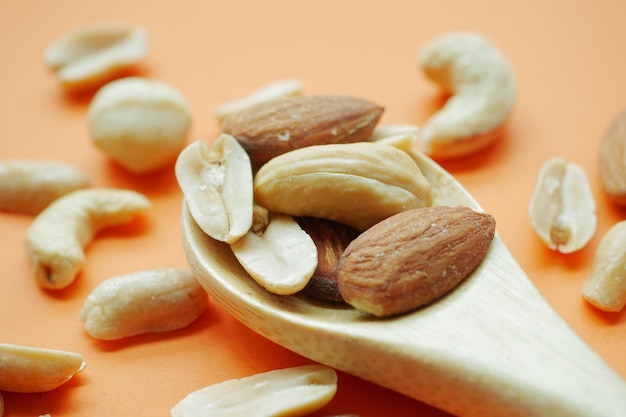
4 18 625 417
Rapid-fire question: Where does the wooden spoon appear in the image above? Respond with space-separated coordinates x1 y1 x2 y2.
181 150 626 417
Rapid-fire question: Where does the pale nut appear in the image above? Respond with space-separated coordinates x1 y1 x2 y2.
80 268 208 340
89 77 192 174
25 188 151 289
0 343 86 393
215 78 303 122
230 213 318 295
176 135 253 244
254 142 433 231
296 217 360 303
171 364 338 417
418 32 516 159
44 22 148 91
367 124 420 152
528 157 596 253
599 108 626 205
337 205 496 317
582 220 626 312
221 94 384 167
0 160 90 215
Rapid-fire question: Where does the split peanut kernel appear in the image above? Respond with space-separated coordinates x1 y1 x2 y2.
528 157 596 253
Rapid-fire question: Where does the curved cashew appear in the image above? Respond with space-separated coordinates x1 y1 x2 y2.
25 188 150 289
0 343 85 393
0 160 90 215
418 32 516 159
80 268 208 340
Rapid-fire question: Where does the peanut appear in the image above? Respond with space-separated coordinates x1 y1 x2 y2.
582 220 626 312
0 343 85 393
528 157 596 253
44 21 148 91
215 78 303 122
80 268 208 340
230 213 318 295
0 160 89 215
176 135 254 244
171 364 337 417
25 188 150 289
89 77 192 174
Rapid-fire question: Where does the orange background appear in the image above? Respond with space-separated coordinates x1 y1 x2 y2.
1 0 626 416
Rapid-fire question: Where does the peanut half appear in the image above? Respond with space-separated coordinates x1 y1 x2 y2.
0 343 85 393
215 78 303 122
528 157 596 253
582 220 626 312
44 21 149 91
25 188 150 289
176 135 254 244
80 268 208 340
171 364 338 417
254 142 433 231
599 108 626 204
0 160 89 215
230 213 318 295
89 77 192 174
418 32 516 159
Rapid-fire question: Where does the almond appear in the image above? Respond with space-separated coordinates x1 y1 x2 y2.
337 205 496 317
599 108 626 205
221 95 384 167
296 217 360 303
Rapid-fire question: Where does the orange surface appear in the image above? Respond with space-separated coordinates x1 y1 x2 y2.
1 0 626 416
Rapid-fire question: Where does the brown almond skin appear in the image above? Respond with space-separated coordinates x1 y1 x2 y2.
221 95 384 167
599 108 626 205
337 206 496 317
296 217 360 303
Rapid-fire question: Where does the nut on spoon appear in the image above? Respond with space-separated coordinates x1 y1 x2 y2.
181 150 626 417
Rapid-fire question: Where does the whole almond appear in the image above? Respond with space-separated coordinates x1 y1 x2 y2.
599 108 626 205
337 205 496 317
221 94 384 167
296 217 361 303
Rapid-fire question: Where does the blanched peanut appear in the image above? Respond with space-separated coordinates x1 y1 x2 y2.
44 22 148 91
231 213 318 295
80 268 208 340
25 188 150 289
0 343 85 393
215 79 303 122
176 135 253 243
89 77 192 174
367 124 420 152
0 160 89 215
528 157 596 253
582 221 626 312
171 364 337 417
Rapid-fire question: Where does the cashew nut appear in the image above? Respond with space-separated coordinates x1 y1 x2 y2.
25 188 151 289
89 77 192 174
418 32 516 159
44 21 149 90
582 220 626 312
80 268 208 340
215 78 303 122
0 160 89 215
0 343 85 393
176 135 253 243
171 364 337 417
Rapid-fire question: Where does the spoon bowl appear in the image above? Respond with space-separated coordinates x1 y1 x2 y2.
182 150 626 417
